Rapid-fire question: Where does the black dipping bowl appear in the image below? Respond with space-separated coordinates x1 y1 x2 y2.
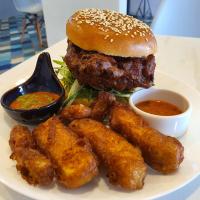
1 52 65 125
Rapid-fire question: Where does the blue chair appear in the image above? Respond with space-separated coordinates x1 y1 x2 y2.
12 0 44 47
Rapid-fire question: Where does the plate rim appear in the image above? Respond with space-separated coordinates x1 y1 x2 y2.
0 69 200 200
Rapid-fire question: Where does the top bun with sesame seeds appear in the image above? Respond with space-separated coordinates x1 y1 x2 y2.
64 9 157 91
66 8 157 58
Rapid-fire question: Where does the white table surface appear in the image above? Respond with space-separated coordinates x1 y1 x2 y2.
0 35 200 200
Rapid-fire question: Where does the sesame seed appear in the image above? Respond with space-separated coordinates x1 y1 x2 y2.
104 34 109 39
72 8 151 37
110 38 114 42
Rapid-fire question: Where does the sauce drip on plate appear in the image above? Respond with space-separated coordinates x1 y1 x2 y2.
135 100 182 116
10 91 59 110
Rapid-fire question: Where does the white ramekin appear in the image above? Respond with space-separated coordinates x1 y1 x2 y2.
129 88 192 138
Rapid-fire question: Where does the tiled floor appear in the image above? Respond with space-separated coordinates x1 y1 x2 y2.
0 15 47 74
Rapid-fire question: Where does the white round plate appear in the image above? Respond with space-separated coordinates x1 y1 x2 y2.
0 53 200 200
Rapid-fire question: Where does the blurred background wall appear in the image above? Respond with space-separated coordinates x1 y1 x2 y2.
151 0 200 37
42 0 127 46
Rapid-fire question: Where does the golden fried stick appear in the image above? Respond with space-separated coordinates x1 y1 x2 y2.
9 125 54 186
60 104 91 123
33 117 98 189
69 118 146 190
109 104 184 174
9 125 36 152
91 91 116 121
11 148 54 185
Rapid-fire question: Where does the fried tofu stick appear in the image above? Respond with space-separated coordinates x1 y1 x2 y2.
109 104 184 174
69 118 146 190
9 125 54 186
33 117 98 189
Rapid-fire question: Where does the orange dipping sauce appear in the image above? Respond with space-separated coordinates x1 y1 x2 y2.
135 100 182 116
10 91 59 110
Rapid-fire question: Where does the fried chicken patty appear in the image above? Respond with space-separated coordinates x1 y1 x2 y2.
64 41 156 91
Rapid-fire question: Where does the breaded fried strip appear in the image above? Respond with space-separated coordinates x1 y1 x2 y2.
110 104 184 174
9 125 54 186
60 104 91 123
69 118 146 190
9 125 36 152
11 148 54 185
33 117 98 188
91 91 116 121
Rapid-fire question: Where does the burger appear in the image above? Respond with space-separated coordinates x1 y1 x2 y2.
64 8 157 92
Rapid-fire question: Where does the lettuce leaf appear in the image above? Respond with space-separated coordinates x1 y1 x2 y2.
53 59 75 94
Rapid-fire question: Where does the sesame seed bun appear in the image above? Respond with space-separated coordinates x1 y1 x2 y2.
66 9 157 58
